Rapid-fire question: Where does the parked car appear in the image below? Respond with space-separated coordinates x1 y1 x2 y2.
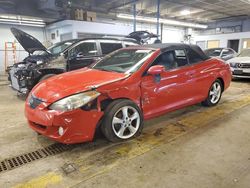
8 28 139 94
227 48 250 78
204 48 237 61
126 31 159 44
25 43 231 144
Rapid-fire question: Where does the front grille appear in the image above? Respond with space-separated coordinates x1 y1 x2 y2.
231 63 250 69
32 122 47 131
233 72 250 76
29 95 43 109
240 63 250 68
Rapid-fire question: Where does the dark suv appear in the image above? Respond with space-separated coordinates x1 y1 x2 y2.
9 28 139 94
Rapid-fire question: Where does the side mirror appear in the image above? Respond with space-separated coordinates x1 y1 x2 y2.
147 65 165 75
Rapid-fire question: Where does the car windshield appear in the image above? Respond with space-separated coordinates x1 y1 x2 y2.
33 40 77 55
205 49 222 57
238 49 250 57
92 49 155 73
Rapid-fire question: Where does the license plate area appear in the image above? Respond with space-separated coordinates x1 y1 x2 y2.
233 70 243 75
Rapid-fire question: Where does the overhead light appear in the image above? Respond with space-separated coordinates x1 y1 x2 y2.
0 15 45 27
117 13 208 29
180 10 191 16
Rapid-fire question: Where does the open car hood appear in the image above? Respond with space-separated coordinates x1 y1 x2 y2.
11 27 47 54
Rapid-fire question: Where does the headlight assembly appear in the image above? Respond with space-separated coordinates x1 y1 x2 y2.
49 91 100 112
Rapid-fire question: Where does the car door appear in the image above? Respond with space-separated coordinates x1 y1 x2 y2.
67 40 100 71
185 47 215 101
141 49 194 118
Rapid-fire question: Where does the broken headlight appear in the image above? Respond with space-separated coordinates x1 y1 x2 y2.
49 91 100 112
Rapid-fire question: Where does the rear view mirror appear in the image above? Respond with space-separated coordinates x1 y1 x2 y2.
147 65 165 75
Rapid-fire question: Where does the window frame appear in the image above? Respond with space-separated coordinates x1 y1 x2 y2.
98 40 123 55
186 48 205 65
143 46 207 77
143 48 191 76
67 40 100 58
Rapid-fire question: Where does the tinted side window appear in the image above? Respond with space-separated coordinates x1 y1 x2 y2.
153 49 188 70
187 49 203 64
69 42 97 57
222 49 234 56
78 42 97 56
101 43 123 55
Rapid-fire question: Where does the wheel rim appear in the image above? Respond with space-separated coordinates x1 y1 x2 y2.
112 106 140 139
209 82 222 104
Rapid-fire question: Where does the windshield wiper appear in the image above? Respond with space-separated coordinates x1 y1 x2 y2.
95 68 116 72
95 67 124 73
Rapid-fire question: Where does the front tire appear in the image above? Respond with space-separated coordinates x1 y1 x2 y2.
101 99 143 142
202 79 222 107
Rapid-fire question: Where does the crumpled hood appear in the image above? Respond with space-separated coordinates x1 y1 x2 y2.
32 68 129 103
24 54 52 63
227 57 250 64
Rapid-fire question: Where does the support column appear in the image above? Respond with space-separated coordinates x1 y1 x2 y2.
156 0 160 37
133 3 136 32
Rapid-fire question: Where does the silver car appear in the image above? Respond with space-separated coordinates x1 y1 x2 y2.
204 48 237 61
227 49 250 79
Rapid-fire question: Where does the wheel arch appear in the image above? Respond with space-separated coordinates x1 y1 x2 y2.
39 68 65 76
216 77 225 92
93 97 140 140
100 97 140 111
36 68 65 82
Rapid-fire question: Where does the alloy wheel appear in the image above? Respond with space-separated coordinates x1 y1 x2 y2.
209 82 222 104
112 106 140 139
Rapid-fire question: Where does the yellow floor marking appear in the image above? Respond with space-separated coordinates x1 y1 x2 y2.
12 91 250 188
71 93 250 187
179 95 250 128
13 172 62 188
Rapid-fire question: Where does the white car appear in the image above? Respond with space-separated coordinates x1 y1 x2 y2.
204 48 237 61
227 49 250 79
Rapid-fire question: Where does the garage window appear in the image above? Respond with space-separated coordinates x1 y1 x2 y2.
100 42 123 55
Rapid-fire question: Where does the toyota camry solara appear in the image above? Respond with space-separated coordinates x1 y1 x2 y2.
25 43 231 144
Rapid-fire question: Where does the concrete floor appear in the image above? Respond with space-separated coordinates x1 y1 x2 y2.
0 78 250 188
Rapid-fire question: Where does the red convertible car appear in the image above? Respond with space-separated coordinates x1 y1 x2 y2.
25 44 231 144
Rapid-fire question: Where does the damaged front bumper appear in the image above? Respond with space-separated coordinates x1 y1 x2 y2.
9 67 28 94
8 63 39 94
25 96 104 144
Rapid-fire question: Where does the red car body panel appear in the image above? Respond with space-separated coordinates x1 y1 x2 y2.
25 47 231 144
32 68 129 103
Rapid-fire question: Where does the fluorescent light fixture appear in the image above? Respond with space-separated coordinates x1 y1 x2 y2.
0 15 45 27
180 10 191 16
117 13 208 29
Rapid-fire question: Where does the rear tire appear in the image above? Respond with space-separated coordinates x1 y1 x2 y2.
202 79 222 107
101 99 143 142
39 74 56 82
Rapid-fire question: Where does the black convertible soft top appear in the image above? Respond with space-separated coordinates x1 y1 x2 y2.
142 43 210 60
